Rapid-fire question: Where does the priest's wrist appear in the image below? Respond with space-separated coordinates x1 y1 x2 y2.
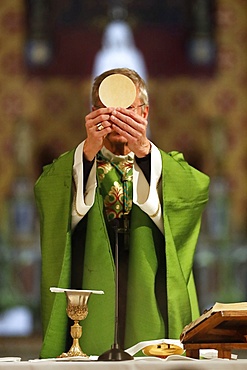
135 142 151 159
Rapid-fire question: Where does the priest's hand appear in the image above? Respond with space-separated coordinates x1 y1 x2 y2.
83 107 113 161
110 107 151 157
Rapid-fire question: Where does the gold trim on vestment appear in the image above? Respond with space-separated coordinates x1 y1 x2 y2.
149 204 160 218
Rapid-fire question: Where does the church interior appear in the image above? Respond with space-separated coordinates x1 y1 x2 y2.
0 0 247 360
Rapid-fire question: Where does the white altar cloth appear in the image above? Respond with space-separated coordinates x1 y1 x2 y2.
1 358 247 370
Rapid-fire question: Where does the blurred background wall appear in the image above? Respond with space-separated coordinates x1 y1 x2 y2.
0 0 246 360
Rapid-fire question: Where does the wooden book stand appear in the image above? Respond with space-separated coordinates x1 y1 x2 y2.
180 308 247 359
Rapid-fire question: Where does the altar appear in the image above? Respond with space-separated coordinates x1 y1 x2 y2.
1 358 247 370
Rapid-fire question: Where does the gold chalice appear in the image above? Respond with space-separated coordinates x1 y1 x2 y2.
50 287 104 358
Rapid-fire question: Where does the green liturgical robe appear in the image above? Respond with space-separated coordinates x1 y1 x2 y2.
34 147 209 358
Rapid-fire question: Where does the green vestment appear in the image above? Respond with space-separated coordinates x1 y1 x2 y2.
34 148 209 358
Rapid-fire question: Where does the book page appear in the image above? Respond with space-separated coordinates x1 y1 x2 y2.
212 302 247 312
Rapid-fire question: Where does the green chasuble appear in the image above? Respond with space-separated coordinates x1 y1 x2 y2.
34 148 209 358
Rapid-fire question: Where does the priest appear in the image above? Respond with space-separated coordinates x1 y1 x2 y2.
34 67 210 358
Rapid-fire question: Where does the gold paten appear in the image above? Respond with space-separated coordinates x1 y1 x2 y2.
142 342 184 359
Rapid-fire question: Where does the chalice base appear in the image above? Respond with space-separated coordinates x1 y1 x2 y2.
59 338 88 358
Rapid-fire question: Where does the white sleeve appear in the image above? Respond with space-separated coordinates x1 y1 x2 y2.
71 141 97 229
133 143 164 234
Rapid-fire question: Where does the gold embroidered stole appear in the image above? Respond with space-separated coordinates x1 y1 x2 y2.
96 152 133 223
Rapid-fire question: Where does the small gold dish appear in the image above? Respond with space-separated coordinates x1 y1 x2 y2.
142 342 184 359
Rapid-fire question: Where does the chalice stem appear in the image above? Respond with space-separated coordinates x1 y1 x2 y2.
60 320 87 357
68 320 87 356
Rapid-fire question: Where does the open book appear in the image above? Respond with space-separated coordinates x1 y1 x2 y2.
208 301 247 312
180 301 247 342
